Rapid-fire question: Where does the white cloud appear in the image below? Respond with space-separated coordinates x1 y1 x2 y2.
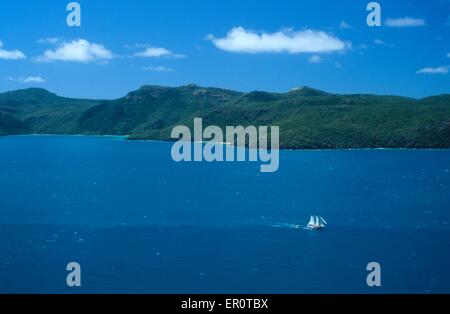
142 66 174 72
339 21 351 29
8 76 46 83
37 37 60 44
135 47 185 58
35 39 113 63
308 55 322 64
416 66 448 74
0 41 26 60
385 17 426 28
208 27 349 54
373 39 395 48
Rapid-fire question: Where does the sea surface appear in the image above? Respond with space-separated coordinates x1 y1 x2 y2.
0 135 449 293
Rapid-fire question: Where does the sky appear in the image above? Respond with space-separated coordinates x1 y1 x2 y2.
0 0 449 99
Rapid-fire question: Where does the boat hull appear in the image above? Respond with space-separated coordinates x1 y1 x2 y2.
306 225 325 230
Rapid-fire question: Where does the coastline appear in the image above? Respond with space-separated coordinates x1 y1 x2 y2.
2 133 450 151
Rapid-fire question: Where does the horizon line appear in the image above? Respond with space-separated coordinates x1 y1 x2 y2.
1 84 449 101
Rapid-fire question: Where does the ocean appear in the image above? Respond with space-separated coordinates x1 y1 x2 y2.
0 135 449 293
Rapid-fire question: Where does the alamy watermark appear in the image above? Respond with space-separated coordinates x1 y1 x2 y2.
366 262 382 287
67 2 81 27
366 2 381 27
171 118 280 173
65 2 382 28
66 262 81 287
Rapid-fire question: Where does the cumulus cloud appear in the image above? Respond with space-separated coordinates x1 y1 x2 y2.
207 27 349 54
0 41 26 60
134 47 185 58
35 39 113 63
8 76 46 83
416 66 448 74
142 66 174 72
308 55 322 64
385 17 426 27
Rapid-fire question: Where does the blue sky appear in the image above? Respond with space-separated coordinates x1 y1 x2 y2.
0 0 449 99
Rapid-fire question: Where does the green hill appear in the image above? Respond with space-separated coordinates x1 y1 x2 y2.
1 85 449 149
0 88 102 135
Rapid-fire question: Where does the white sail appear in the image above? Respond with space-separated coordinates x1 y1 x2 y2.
306 215 327 229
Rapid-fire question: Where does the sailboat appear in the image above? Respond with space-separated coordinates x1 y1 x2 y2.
306 215 327 230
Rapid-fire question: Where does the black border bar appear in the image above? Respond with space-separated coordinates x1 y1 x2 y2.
1 294 449 311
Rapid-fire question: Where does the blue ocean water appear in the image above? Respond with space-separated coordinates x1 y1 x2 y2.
0 135 449 293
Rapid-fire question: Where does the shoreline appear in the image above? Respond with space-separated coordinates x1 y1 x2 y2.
2 133 450 151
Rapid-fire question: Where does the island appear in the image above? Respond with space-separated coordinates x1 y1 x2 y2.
0 84 449 149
